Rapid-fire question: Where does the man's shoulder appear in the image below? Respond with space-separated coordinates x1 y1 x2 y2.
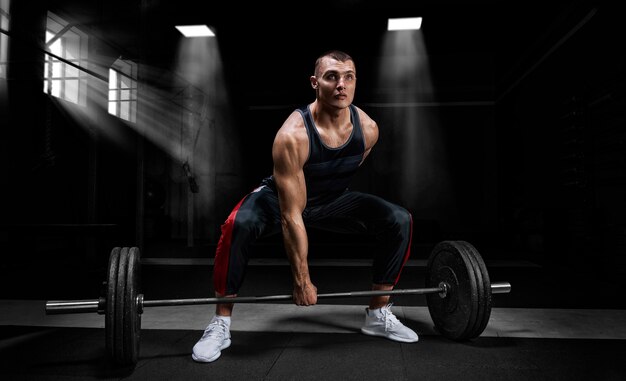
274 111 308 146
351 104 372 123
272 111 309 165
352 105 376 132
351 105 378 149
279 110 307 134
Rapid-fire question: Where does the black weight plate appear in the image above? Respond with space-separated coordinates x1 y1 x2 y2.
454 241 485 340
105 247 121 362
123 247 141 365
458 241 492 339
425 241 479 341
114 247 130 364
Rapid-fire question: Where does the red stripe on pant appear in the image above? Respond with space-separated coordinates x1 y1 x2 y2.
213 196 247 296
394 213 413 285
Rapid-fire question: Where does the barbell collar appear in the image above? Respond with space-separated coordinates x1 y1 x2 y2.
97 297 106 315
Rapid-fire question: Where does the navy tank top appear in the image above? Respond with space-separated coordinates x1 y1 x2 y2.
263 104 366 206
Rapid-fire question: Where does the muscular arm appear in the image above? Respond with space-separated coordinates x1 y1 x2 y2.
272 114 317 306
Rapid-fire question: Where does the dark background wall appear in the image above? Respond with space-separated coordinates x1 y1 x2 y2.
0 0 624 288
496 5 625 275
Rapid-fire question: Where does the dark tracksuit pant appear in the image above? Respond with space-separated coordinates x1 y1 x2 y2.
213 184 413 296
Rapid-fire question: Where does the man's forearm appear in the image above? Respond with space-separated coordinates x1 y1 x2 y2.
281 216 310 286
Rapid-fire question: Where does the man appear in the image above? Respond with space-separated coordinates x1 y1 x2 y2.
192 50 418 363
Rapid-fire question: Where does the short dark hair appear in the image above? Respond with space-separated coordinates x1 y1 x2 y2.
314 50 354 76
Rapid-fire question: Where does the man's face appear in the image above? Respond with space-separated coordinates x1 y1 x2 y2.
311 57 356 109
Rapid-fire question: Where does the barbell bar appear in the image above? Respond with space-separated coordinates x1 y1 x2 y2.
44 240 512 366
46 282 511 313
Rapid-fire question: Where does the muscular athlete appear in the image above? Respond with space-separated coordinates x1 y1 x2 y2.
274 54 380 307
192 50 418 363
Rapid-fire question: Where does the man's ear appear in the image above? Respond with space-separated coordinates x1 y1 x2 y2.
310 76 318 89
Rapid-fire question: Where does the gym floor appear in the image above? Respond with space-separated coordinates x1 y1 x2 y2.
2 252 626 380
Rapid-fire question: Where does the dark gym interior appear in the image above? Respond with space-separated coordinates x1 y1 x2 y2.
1 0 625 380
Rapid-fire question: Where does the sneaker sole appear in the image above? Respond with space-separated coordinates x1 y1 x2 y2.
361 328 419 343
191 339 232 363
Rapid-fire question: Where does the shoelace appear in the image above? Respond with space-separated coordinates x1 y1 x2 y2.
201 321 228 341
380 305 400 331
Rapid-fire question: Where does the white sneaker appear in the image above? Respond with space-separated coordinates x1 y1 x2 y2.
192 316 232 362
361 303 419 343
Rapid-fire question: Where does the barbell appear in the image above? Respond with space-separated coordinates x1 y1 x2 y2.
45 240 511 366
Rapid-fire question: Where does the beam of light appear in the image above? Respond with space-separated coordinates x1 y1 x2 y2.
387 17 422 31
46 34 238 243
169 34 238 240
375 29 454 221
175 25 215 37
40 43 235 182
172 33 236 174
